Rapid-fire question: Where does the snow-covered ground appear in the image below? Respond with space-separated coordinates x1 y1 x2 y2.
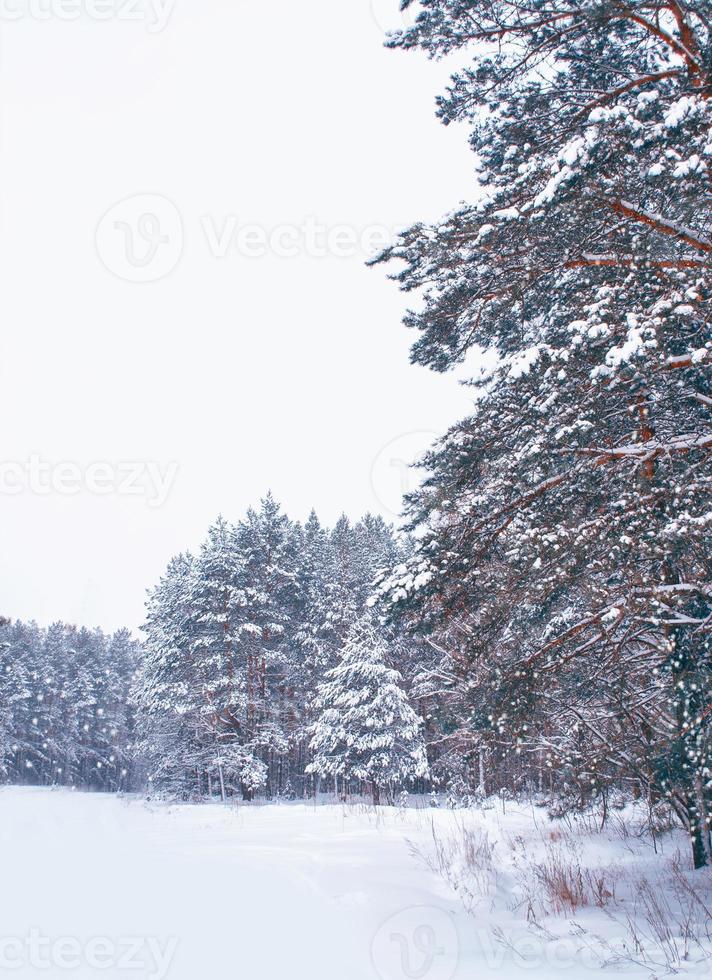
1 788 710 979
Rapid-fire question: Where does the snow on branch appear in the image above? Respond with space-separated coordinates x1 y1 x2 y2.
566 431 712 465
607 200 712 252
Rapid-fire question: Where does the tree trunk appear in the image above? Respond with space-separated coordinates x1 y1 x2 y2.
371 783 380 806
217 759 226 803
692 777 712 869
691 819 710 870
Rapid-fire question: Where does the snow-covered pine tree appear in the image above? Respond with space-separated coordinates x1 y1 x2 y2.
40 622 75 784
135 552 205 797
293 511 332 673
290 510 334 784
374 1 711 862
136 523 266 801
307 615 429 804
101 629 140 790
234 494 301 796
291 513 408 792
0 626 29 781
186 516 252 798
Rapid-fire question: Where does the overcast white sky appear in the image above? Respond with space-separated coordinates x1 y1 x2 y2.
0 0 477 633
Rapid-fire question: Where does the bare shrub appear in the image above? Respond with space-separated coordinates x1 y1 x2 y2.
409 819 498 913
593 854 712 973
647 802 677 837
412 810 712 976
608 801 677 855
508 828 621 920
668 851 712 944
585 868 618 908
534 848 588 913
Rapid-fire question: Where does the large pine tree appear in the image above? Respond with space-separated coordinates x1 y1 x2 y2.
374 0 711 863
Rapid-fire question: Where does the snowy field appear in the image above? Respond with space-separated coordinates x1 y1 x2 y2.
1 788 711 980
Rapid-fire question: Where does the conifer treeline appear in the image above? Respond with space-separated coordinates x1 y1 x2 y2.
0 499 430 803
134 495 428 802
0 620 138 790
